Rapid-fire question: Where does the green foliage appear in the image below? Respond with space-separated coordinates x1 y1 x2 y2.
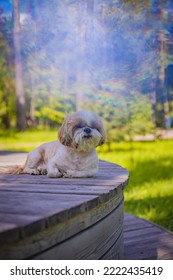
84 79 154 142
0 0 173 133
0 15 16 128
33 95 65 126
38 107 64 126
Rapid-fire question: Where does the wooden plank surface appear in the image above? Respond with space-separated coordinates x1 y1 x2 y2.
0 182 122 195
0 152 128 242
124 213 173 260
32 201 124 260
2 151 172 260
0 151 129 259
0 197 124 259
0 181 125 245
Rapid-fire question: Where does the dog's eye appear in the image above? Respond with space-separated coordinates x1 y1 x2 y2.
75 123 84 129
91 121 100 131
75 124 81 129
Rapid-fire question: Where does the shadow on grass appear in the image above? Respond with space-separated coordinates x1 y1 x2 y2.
0 151 26 155
128 156 173 189
125 195 173 232
98 142 148 153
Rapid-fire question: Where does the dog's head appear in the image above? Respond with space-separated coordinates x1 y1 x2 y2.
58 110 106 152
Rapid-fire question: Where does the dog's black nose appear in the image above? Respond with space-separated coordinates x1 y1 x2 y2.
84 127 92 134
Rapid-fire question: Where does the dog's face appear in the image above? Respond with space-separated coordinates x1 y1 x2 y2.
58 110 106 152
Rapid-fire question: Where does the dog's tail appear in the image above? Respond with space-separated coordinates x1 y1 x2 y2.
0 165 25 174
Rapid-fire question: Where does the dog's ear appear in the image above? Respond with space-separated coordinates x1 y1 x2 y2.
96 120 106 146
98 129 106 146
98 136 106 146
58 117 73 146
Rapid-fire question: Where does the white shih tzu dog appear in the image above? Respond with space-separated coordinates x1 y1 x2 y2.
22 110 106 178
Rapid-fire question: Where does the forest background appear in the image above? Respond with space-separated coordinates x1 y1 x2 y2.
1 0 173 136
0 0 173 231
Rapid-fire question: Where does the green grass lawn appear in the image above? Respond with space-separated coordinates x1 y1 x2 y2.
0 129 58 151
1 129 173 232
98 140 173 232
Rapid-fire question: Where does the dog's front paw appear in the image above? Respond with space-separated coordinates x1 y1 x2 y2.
41 169 47 175
47 167 62 178
24 167 40 175
32 168 47 175
63 170 74 178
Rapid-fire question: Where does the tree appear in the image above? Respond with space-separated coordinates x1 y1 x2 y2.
1 0 172 132
0 9 16 129
12 0 26 130
83 78 154 150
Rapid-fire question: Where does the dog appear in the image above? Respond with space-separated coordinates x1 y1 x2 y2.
18 110 106 178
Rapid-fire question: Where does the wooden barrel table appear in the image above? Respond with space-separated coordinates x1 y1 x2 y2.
0 158 129 260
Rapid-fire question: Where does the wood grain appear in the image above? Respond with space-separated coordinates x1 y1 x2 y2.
32 201 124 260
124 213 173 260
0 158 129 259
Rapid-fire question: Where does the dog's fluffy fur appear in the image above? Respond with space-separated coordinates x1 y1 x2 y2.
13 110 106 178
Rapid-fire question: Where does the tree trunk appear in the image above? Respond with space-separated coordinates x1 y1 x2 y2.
2 82 10 129
151 91 157 126
76 0 94 111
30 75 36 126
63 56 69 105
76 2 86 111
100 3 107 68
62 0 69 110
12 0 26 131
28 0 37 126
